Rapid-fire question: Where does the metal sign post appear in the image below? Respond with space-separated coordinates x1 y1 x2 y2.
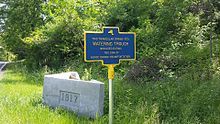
109 78 113 124
108 65 115 124
84 27 136 124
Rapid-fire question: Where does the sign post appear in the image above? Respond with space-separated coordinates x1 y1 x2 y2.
108 64 115 124
84 27 136 124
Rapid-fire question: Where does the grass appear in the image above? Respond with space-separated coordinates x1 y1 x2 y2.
0 70 107 124
0 66 220 124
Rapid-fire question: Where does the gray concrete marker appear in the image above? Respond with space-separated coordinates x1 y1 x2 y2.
42 72 104 118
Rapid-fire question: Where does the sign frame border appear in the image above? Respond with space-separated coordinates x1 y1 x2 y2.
84 27 136 66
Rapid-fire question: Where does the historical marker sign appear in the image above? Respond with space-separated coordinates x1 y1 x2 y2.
84 27 136 65
84 27 136 124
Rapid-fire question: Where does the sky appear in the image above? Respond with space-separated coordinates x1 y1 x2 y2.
0 4 5 7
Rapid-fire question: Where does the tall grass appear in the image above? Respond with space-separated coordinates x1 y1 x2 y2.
0 64 220 123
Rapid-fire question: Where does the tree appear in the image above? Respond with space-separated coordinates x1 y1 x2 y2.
0 0 44 59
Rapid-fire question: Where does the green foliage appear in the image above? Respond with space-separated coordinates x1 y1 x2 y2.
1 0 44 59
0 37 6 60
21 0 105 69
1 65 220 123
1 0 220 123
81 68 92 81
0 37 15 61
24 18 85 68
125 57 162 82
1 0 219 80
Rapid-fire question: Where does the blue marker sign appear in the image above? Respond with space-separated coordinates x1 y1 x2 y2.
84 27 136 65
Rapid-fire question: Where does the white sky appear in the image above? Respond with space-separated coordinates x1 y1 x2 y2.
0 4 5 8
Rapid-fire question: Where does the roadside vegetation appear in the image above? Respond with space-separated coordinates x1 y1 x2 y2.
0 0 220 123
0 64 220 124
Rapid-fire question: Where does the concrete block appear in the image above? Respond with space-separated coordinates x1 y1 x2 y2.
42 72 104 118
